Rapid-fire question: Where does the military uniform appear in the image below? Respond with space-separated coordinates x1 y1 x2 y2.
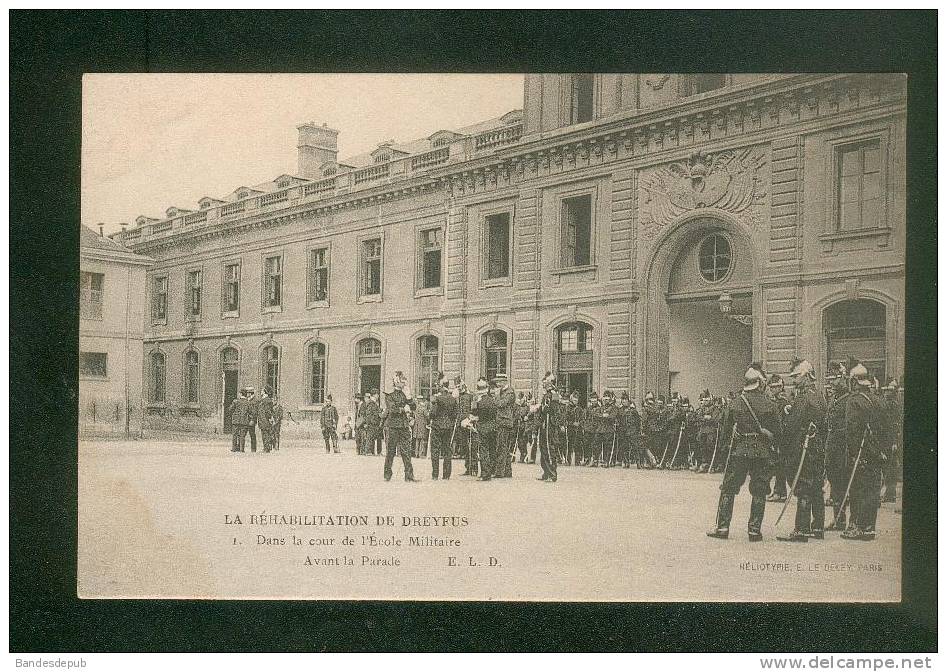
880 388 902 502
320 401 340 453
246 393 260 452
457 389 475 473
258 394 276 452
514 397 530 463
525 399 541 464
494 381 516 478
695 399 720 472
271 400 283 451
362 396 382 456
430 387 457 480
768 385 791 500
229 394 251 452
842 384 890 540
598 396 618 467
824 387 850 529
413 398 431 458
537 383 558 482
778 384 828 540
382 386 416 481
565 398 583 466
641 399 664 469
617 400 641 468
708 371 779 542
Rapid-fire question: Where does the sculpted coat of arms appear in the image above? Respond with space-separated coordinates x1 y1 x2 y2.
639 147 768 239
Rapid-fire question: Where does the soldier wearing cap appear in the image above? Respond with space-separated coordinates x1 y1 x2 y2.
583 391 602 467
524 391 540 464
493 374 516 478
468 378 498 481
258 386 276 453
616 392 640 468
429 378 457 480
707 365 779 542
695 391 718 473
536 372 559 482
320 393 340 454
456 379 476 474
777 358 828 542
767 374 790 503
514 392 530 463
824 362 851 530
880 379 902 503
565 390 583 466
599 390 619 467
640 392 663 470
382 372 418 482
245 386 260 453
841 363 891 541
229 388 251 453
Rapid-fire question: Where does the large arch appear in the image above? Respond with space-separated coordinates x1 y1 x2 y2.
639 210 762 398
349 330 386 402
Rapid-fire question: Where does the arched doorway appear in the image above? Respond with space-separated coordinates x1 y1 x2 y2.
356 337 382 395
642 215 759 399
220 346 239 431
824 299 886 382
555 321 594 405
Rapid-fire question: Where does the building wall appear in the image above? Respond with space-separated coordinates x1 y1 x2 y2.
130 73 907 431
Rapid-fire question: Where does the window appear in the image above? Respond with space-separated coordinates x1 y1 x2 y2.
418 228 442 290
560 194 592 268
556 322 594 404
417 336 439 400
183 350 200 404
373 152 390 164
307 342 327 405
223 263 240 313
361 238 382 297
79 352 107 378
150 352 166 403
837 140 882 232
186 270 202 317
80 271 104 320
570 74 594 124
359 338 382 358
482 330 508 382
825 299 886 382
151 276 168 322
558 323 593 353
263 256 282 308
485 213 511 280
308 247 329 303
698 234 732 282
262 345 280 396
680 74 727 97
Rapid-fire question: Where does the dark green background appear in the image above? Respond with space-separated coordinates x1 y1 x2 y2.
9 10 937 652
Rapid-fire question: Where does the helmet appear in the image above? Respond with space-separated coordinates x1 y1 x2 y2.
789 358 816 381
849 363 873 387
644 391 655 404
743 367 766 391
768 374 784 389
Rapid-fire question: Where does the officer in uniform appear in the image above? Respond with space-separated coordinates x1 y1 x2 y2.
271 394 283 451
841 363 890 541
565 391 583 466
429 379 457 480
493 374 516 478
229 388 251 452
524 392 540 464
320 393 340 453
599 390 619 467
767 375 791 503
707 367 779 542
617 392 639 468
776 358 828 542
245 387 260 453
584 391 602 467
536 372 558 482
382 372 418 482
514 392 530 463
695 391 717 473
413 395 431 458
664 396 687 470
258 386 276 453
880 379 902 503
824 363 851 530
641 392 663 469
353 393 365 454
467 379 497 481
456 380 476 475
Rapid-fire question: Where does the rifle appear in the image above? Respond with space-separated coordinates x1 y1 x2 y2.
831 425 871 529
708 425 720 472
775 422 818 527
668 420 685 469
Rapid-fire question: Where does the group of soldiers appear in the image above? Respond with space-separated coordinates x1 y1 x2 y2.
227 385 284 453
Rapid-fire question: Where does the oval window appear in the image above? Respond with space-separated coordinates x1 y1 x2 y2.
698 234 732 282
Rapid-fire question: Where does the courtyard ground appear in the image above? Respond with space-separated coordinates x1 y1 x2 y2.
78 436 901 602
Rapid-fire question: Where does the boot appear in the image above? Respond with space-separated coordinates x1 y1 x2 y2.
810 497 826 539
706 493 734 539
777 496 810 542
748 496 766 542
827 503 846 531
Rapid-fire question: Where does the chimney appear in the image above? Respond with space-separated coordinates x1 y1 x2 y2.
98 223 104 237
120 224 127 233
297 122 340 180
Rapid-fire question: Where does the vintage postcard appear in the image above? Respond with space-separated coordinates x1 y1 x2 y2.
78 72 905 601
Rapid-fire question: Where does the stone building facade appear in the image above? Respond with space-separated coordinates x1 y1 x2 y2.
116 73 906 428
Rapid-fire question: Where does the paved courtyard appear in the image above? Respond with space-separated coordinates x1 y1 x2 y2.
78 436 901 602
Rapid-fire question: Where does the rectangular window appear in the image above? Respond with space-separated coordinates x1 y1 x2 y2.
152 276 168 322
223 263 240 313
308 247 329 303
308 343 327 405
186 270 202 317
419 228 442 290
79 352 108 378
362 238 382 297
417 336 440 400
571 74 594 124
837 140 882 232
80 271 104 320
263 256 282 308
485 213 511 280
184 351 200 404
560 194 592 268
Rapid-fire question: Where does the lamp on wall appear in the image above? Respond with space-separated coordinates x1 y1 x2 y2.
718 291 753 326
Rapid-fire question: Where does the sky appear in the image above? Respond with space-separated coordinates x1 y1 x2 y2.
82 74 524 235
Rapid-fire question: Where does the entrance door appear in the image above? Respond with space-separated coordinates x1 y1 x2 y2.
223 370 239 432
360 365 381 395
560 372 591 406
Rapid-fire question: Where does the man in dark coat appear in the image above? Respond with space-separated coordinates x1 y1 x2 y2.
430 380 457 480
824 363 851 530
320 394 340 453
271 395 283 451
514 392 530 463
767 375 791 503
456 380 476 474
493 374 516 478
469 379 498 481
536 372 558 482
707 366 779 542
258 386 276 453
382 372 417 482
362 391 383 456
246 387 260 453
880 380 902 503
229 389 251 452
776 359 828 542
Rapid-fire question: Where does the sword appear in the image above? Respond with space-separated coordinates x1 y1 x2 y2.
722 424 738 475
831 424 871 529
708 425 720 472
608 426 617 466
774 422 818 527
425 423 433 459
659 436 672 468
668 420 685 469
448 418 458 457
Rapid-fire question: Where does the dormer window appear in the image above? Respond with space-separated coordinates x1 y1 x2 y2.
323 166 337 177
237 191 248 200
432 138 450 148
166 207 177 218
373 153 390 164
276 179 290 189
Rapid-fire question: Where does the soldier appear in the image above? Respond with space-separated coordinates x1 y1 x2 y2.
584 391 602 467
599 390 619 467
641 392 664 470
271 394 283 451
456 380 476 475
353 392 365 454
880 379 903 503
841 363 891 541
664 396 687 470
467 379 498 481
707 366 779 542
767 374 791 503
514 392 530 463
362 390 383 456
776 359 828 542
551 388 571 466
524 391 540 464
382 372 418 482
493 374 516 478
565 391 583 466
413 394 431 458
617 392 639 469
824 363 851 531
695 391 718 473
246 386 260 453
229 388 251 452
429 379 456 480
536 372 558 482
258 386 276 453
320 393 340 453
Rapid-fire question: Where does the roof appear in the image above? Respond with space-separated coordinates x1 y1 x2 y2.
81 225 153 264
